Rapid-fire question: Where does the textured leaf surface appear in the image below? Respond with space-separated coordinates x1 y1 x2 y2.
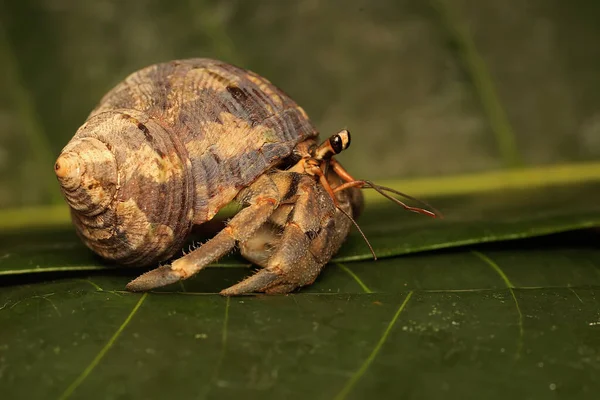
1 233 600 399
2 171 599 399
2 178 600 276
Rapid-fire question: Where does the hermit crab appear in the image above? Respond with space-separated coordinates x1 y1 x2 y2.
54 58 437 295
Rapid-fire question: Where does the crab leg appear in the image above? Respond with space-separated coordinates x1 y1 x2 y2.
126 174 280 291
221 175 351 295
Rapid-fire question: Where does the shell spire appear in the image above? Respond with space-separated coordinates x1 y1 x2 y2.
55 109 195 267
55 137 117 217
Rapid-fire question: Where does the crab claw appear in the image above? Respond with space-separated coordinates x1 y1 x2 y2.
220 269 295 296
126 265 183 292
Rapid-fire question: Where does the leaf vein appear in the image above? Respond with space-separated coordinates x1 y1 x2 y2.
333 291 413 400
336 263 373 293
58 293 148 400
568 287 584 304
472 250 523 358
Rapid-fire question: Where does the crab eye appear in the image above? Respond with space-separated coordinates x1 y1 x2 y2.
329 129 351 154
330 135 343 154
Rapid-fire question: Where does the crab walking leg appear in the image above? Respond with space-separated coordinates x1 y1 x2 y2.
251 216 347 295
126 175 280 291
221 177 352 295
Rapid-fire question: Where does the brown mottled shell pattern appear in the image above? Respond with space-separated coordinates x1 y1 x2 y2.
56 58 319 267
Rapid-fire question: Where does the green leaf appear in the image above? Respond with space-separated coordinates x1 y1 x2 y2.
2 234 600 399
2 165 600 398
3 163 600 275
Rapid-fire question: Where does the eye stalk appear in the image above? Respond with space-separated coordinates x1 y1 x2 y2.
314 129 352 161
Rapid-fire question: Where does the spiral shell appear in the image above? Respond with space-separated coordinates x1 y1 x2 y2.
56 59 317 266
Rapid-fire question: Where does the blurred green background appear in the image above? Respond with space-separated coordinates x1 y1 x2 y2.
1 0 600 209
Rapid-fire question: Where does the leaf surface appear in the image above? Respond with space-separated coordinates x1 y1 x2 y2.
2 177 600 275
1 234 600 399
